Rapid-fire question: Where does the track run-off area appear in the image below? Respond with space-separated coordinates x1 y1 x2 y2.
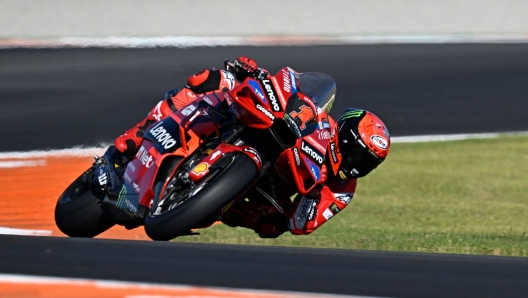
1 44 528 297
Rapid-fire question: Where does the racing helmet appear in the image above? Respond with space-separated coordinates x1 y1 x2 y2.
337 108 390 179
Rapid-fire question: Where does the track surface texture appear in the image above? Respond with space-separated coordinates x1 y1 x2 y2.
1 234 528 298
1 44 528 297
1 44 528 152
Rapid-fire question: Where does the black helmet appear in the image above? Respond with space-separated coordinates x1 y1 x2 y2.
337 108 391 179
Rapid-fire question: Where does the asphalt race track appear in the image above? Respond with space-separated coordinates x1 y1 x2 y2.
1 44 528 297
1 234 528 298
1 44 528 151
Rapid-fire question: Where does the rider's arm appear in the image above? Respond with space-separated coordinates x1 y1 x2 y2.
288 178 357 235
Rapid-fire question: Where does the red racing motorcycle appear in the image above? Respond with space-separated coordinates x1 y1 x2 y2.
54 67 337 240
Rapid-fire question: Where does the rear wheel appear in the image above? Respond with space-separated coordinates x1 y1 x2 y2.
144 153 258 241
54 173 115 237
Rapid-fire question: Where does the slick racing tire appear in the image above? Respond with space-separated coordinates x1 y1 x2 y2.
144 154 258 241
54 174 115 237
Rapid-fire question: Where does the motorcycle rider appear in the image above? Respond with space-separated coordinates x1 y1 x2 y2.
221 108 391 238
109 56 391 238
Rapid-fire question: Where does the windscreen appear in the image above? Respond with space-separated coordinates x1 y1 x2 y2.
298 72 336 111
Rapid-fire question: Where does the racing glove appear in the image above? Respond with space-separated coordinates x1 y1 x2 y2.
224 56 268 81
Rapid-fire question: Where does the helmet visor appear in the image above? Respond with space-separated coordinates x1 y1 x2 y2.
341 138 384 178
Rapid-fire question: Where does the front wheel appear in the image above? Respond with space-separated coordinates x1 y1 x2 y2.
144 153 258 241
54 173 115 237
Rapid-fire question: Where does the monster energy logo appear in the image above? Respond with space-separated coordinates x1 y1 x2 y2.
339 110 364 121
117 185 127 209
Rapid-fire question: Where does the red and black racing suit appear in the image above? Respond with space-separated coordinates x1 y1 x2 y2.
113 62 357 238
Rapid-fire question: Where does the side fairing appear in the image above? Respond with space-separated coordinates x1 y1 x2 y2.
143 117 182 154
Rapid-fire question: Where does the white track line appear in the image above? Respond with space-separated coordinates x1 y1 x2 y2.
0 273 383 298
0 145 108 159
391 131 528 143
1 35 528 49
0 160 46 168
0 227 52 236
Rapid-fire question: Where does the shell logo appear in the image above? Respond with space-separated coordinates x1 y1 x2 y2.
370 135 388 150
192 162 208 174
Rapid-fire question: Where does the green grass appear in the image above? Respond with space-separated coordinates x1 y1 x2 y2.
176 135 528 256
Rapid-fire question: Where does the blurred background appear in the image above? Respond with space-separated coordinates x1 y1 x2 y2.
1 2 528 296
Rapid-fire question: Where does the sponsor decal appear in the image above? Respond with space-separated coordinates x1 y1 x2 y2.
293 147 301 166
284 114 301 137
187 91 197 98
224 92 233 105
210 150 222 160
202 96 214 106
181 104 196 116
310 166 320 180
294 196 314 229
98 172 107 186
135 145 154 168
371 135 388 150
340 109 364 121
261 79 282 112
243 147 262 166
317 130 331 140
290 71 298 93
127 162 136 172
329 203 340 214
149 122 178 149
335 193 353 205
223 70 235 89
301 140 324 166
303 157 321 181
249 80 266 102
123 172 132 183
322 208 333 220
282 69 291 93
132 182 140 193
308 200 317 221
289 105 314 130
116 185 128 211
329 142 339 163
191 162 209 175
256 104 275 121
152 101 163 121
124 198 138 213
